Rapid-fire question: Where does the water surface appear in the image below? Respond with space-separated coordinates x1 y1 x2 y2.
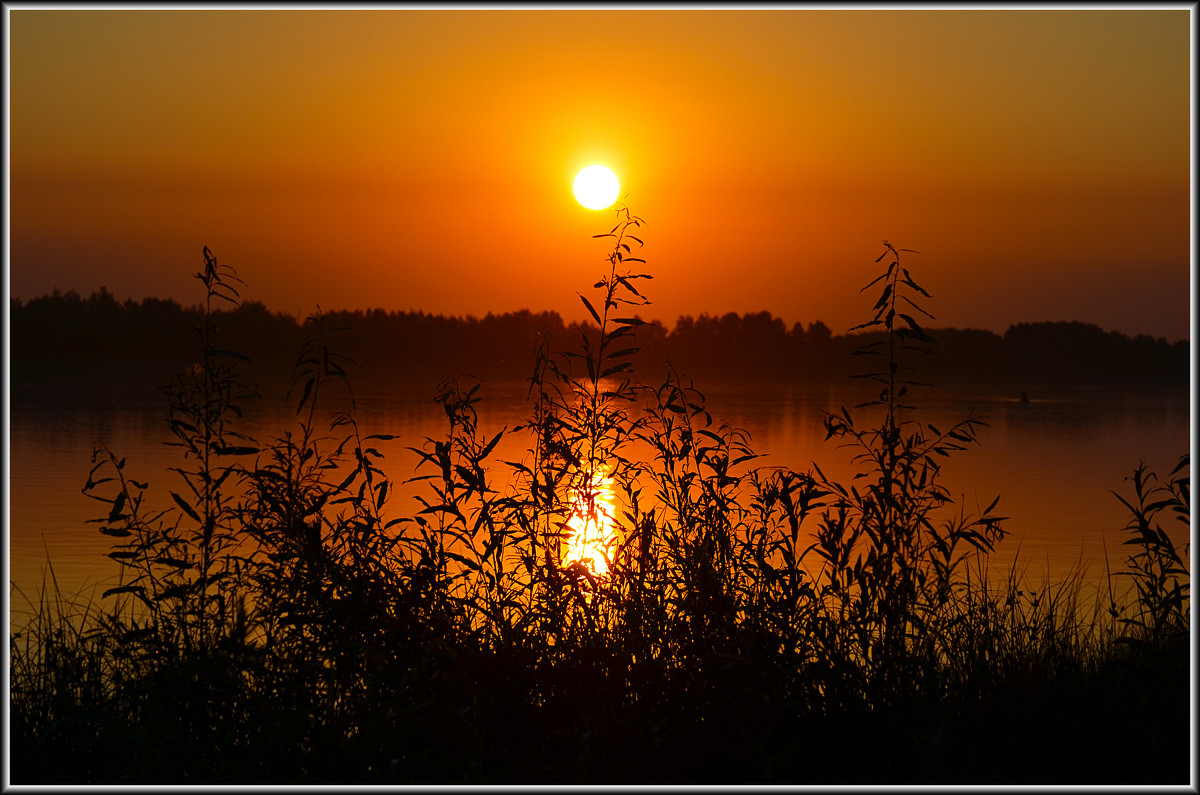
8 370 1190 617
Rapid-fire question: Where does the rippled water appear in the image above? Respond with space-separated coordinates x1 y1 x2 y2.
8 370 1190 615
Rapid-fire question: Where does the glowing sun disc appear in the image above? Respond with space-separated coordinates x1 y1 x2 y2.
573 165 620 210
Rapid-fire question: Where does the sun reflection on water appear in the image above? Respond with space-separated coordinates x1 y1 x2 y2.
563 472 617 578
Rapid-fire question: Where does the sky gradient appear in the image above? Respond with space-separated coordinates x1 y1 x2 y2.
7 8 1193 341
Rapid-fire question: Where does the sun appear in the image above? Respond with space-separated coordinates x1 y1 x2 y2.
573 165 620 210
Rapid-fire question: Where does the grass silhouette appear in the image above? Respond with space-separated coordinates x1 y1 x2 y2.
8 215 1190 785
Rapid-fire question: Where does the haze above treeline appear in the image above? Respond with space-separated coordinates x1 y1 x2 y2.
10 287 1187 388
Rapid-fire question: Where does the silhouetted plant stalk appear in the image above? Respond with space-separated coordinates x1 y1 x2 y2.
572 203 651 566
82 246 259 659
637 367 760 651
241 310 392 647
404 376 513 640
1110 453 1190 650
525 205 652 621
504 336 571 639
816 241 1007 698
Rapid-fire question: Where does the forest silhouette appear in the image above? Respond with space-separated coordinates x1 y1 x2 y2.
11 287 1188 387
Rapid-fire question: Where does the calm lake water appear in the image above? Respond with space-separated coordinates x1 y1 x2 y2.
7 368 1191 618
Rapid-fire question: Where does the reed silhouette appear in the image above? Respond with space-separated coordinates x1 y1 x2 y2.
8 218 1190 785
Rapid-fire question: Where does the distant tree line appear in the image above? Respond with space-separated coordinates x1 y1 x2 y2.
9 288 1188 386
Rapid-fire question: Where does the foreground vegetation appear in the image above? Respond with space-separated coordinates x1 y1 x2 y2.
9 214 1190 784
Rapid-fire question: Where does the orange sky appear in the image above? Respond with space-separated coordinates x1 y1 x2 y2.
7 8 1193 341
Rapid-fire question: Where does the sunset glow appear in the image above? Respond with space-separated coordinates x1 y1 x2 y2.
7 9 1189 342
